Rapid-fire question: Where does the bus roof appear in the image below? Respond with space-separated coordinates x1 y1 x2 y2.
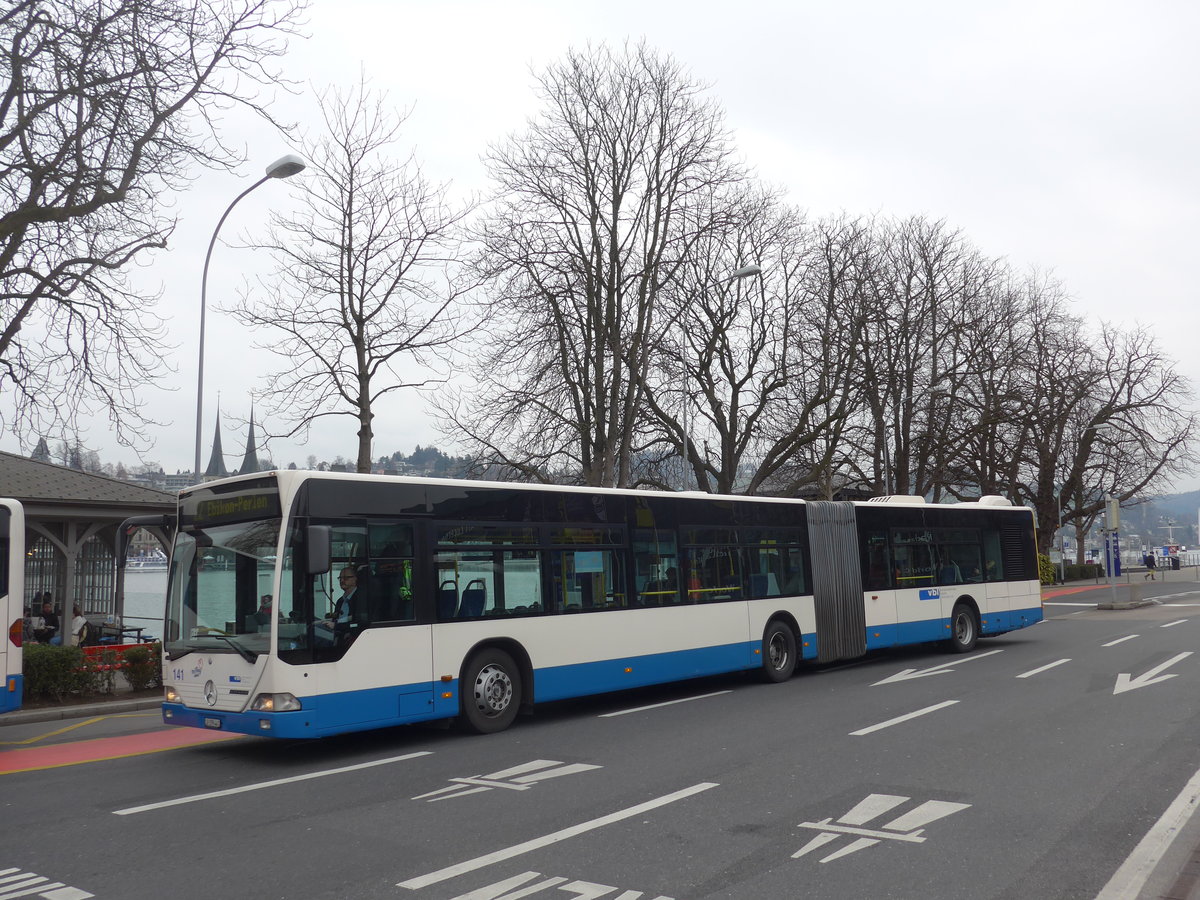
182 470 1025 512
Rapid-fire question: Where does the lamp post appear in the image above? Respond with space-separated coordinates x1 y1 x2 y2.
193 154 306 482
1057 488 1066 585
679 263 763 491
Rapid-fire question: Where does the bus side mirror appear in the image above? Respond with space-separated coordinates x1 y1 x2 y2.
306 525 332 575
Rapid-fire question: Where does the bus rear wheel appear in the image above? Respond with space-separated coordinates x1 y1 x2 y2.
759 620 797 683
947 603 979 653
461 648 522 734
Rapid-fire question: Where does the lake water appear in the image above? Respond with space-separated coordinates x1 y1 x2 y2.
122 571 168 630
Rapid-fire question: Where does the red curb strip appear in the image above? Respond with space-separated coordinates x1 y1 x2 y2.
0 727 244 775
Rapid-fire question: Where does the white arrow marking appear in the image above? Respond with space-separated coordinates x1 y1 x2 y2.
1113 652 1193 695
872 649 1005 685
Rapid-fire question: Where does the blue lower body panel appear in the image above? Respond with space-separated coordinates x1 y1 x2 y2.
800 632 818 660
163 641 768 739
163 680 437 739
864 604 1043 651
1 674 22 713
533 641 760 703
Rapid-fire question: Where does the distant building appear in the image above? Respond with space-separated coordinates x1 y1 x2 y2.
203 407 229 481
236 407 261 475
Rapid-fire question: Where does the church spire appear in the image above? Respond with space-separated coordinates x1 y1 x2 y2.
237 405 261 475
203 406 229 479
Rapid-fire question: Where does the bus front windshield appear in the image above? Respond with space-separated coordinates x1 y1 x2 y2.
164 518 285 661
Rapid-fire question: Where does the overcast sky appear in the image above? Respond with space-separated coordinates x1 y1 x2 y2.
5 0 1198 489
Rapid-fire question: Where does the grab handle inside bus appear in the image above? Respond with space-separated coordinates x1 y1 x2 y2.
307 525 332 575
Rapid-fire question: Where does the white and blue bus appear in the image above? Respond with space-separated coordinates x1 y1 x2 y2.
160 471 1041 738
1 498 26 713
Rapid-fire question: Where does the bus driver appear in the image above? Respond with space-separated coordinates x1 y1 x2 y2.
314 567 360 645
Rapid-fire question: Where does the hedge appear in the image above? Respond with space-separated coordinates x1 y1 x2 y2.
22 642 163 702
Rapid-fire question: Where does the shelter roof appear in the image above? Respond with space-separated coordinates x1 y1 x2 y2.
0 451 174 514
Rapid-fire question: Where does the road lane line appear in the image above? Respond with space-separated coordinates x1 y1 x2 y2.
1102 635 1139 647
1096 765 1200 900
849 701 959 736
0 713 157 747
599 690 732 717
1161 620 1188 628
397 782 719 890
113 751 432 815
1016 659 1072 679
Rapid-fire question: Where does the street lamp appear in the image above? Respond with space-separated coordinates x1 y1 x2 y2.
193 154 306 482
1056 488 1065 585
679 264 763 491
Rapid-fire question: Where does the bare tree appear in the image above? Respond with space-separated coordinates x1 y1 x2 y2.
640 204 873 496
444 42 744 487
227 79 475 473
759 214 877 498
1046 324 1198 558
849 217 990 496
0 0 303 447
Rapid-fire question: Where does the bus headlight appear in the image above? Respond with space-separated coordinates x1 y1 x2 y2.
251 693 301 712
164 686 179 703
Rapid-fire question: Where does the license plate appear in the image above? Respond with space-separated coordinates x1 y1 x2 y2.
204 717 222 729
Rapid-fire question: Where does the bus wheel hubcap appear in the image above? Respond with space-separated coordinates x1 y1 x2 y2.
768 633 789 669
474 664 512 715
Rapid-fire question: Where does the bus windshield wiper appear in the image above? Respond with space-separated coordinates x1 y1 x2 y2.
204 634 258 664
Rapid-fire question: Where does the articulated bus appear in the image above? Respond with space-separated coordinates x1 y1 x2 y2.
160 471 1041 738
1 498 25 713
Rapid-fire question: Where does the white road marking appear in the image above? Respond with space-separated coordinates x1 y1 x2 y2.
872 649 1004 685
413 760 602 802
1161 619 1188 628
1016 659 1072 679
1096 764 1200 899
0 867 92 899
599 690 732 717
448 872 673 900
793 794 971 863
397 783 719 890
1113 652 1193 695
112 751 432 815
1102 635 1139 647
850 701 959 736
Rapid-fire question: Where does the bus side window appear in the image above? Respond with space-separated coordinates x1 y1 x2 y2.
369 559 414 621
634 528 678 607
982 532 1004 580
862 531 891 590
687 545 743 603
891 539 933 586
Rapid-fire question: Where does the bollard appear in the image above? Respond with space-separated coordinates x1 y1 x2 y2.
1127 582 1142 604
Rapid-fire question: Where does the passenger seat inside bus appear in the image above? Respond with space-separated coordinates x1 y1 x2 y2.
459 580 487 617
438 581 458 619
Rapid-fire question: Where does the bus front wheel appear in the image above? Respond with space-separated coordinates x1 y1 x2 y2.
948 603 979 653
461 648 522 734
759 620 797 683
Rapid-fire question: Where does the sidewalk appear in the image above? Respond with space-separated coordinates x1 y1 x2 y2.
0 693 163 727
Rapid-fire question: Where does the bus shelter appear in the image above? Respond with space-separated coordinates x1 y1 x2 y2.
0 451 174 637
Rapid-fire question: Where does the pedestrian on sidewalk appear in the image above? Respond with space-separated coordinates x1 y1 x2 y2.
1144 553 1157 580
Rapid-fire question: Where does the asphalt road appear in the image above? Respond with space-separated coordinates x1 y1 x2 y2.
4 581 1200 900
